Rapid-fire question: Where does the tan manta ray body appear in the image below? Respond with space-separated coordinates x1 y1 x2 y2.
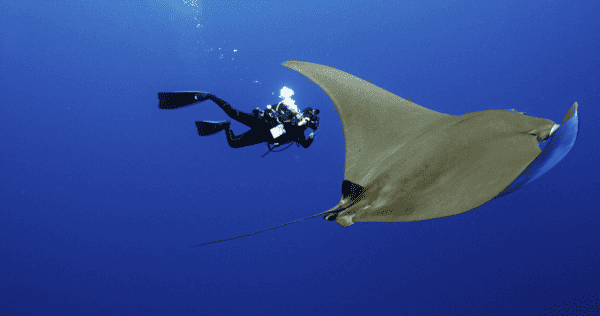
192 61 578 246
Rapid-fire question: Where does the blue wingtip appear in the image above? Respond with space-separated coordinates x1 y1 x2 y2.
495 102 579 198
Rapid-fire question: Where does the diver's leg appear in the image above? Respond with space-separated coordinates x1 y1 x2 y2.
225 127 270 148
207 94 261 128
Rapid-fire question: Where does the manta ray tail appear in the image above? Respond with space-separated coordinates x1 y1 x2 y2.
194 181 369 246
192 211 331 247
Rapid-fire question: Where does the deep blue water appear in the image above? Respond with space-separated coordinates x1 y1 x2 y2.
1 0 599 315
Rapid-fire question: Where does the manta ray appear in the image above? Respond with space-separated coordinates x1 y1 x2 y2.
192 61 579 246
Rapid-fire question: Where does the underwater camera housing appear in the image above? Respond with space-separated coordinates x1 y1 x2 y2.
270 124 286 139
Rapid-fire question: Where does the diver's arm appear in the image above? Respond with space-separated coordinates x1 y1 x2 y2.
298 116 319 148
298 132 315 148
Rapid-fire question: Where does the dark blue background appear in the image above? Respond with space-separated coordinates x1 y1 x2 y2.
1 0 599 315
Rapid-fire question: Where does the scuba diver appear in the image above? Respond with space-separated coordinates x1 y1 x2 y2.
158 89 320 156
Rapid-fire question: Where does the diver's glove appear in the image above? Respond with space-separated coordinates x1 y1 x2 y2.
298 117 310 126
308 118 319 131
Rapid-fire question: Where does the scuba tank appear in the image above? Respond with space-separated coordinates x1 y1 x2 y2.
261 103 319 157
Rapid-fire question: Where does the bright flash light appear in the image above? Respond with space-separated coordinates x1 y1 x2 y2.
279 86 299 114
280 86 294 99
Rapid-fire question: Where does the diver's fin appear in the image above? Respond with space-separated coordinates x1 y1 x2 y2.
196 121 230 136
192 211 331 247
158 91 208 109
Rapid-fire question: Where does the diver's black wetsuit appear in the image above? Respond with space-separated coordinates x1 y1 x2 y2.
207 94 315 149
